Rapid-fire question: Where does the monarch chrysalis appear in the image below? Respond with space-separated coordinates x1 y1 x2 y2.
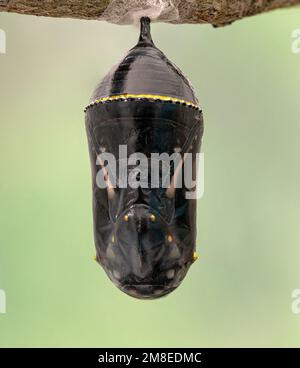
85 17 204 299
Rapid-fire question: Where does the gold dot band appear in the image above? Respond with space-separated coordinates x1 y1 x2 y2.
84 93 200 112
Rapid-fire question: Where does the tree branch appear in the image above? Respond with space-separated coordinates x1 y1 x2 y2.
0 0 299 26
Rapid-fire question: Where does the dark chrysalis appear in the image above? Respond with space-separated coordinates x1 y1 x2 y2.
85 17 204 299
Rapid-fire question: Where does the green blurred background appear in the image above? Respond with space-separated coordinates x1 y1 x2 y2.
0 8 300 347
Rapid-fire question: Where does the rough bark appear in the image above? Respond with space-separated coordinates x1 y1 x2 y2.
0 0 299 26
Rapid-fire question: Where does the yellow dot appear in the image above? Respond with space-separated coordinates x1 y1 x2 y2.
193 251 198 262
150 214 156 222
93 255 97 261
124 214 129 222
112 235 115 243
167 235 173 243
